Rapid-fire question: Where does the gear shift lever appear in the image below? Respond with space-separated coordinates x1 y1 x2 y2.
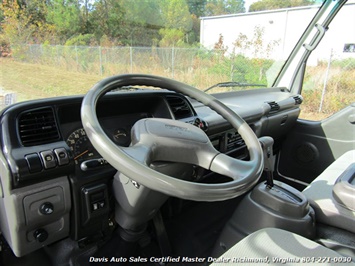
259 136 275 188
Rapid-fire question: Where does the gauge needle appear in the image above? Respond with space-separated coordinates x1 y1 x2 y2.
74 150 89 160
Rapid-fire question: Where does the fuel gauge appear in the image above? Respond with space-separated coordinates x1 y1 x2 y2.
113 128 130 146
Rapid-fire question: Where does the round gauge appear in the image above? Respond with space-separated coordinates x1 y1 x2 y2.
113 128 130 146
66 128 98 164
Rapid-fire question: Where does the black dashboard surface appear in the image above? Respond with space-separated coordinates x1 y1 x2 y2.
0 87 301 189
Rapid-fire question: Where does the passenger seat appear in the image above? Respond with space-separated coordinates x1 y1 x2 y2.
302 150 355 233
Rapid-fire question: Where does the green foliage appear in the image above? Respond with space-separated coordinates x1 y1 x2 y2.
117 0 163 47
207 52 273 85
249 0 316 12
159 28 185 47
157 0 194 46
331 58 355 71
0 0 53 44
65 34 96 46
0 3 3 24
187 0 207 17
0 0 248 47
121 0 162 26
160 0 193 32
205 0 245 16
0 33 11 56
90 0 125 42
46 0 81 41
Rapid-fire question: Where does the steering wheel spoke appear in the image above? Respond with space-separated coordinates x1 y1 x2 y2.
210 153 256 181
121 145 152 166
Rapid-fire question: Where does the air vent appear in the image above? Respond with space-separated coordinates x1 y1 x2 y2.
227 131 245 151
293 95 303 105
267 101 280 113
18 107 60 146
166 95 193 119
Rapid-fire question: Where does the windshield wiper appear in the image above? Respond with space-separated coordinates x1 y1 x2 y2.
204 82 266 93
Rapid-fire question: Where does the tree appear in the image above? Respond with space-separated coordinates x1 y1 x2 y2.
46 0 81 42
121 0 162 26
160 0 192 32
0 1 3 24
159 0 193 46
117 0 163 46
1 0 53 44
187 0 207 17
205 0 245 16
89 0 125 43
159 28 185 47
249 0 316 12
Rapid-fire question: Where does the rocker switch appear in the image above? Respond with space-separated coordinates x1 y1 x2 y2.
54 148 69 166
40 150 56 169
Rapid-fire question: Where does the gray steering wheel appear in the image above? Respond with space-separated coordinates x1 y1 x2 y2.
81 74 263 201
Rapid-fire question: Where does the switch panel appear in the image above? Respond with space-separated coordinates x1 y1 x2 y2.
81 184 109 225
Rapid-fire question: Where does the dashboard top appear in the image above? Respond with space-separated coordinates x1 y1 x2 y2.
0 88 301 189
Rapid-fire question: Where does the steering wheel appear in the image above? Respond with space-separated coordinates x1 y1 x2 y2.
81 74 263 201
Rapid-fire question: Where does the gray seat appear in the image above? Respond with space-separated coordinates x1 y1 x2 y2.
303 150 355 233
211 228 352 265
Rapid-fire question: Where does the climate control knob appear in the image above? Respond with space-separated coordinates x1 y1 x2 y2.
34 228 48 243
40 202 54 215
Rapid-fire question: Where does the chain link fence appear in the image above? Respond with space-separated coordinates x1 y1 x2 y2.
9 44 355 120
13 45 208 83
301 49 355 119
11 44 281 89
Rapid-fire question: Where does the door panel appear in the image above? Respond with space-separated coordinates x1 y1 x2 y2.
277 104 355 185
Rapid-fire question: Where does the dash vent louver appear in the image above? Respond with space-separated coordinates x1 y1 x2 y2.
293 95 303 105
18 107 60 146
166 95 193 119
267 101 280 113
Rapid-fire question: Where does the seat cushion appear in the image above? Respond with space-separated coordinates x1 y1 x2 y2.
211 228 346 265
303 150 355 233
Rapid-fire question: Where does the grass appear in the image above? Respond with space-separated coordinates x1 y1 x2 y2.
0 56 230 101
0 57 102 102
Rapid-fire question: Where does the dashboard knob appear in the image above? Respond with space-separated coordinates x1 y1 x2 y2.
34 229 48 242
193 118 208 131
40 202 54 215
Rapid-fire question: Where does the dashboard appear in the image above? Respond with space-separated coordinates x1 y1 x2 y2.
0 87 302 257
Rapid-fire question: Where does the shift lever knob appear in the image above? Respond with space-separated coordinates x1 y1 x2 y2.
259 136 274 188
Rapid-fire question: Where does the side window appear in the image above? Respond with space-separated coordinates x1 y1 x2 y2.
300 3 355 121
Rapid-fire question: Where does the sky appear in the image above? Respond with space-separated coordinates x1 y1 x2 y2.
244 0 259 11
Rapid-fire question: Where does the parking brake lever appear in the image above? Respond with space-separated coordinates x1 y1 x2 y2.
259 136 275 188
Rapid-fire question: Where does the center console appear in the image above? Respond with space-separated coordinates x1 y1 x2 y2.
211 137 316 257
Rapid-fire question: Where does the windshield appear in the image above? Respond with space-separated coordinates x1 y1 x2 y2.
0 0 344 103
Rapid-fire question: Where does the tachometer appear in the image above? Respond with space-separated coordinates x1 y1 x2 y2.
66 128 99 165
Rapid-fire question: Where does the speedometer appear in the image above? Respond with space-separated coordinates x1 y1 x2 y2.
66 128 99 165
